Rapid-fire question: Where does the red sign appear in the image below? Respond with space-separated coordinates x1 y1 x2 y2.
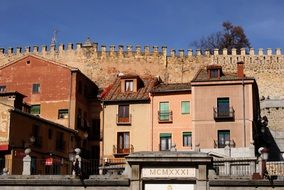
0 144 8 151
45 158 53 166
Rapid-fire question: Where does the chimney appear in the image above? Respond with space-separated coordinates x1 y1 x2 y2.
237 61 244 78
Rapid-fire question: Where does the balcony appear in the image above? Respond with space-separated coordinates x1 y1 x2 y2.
213 107 235 121
214 139 235 148
158 111 173 123
116 114 132 125
113 144 134 156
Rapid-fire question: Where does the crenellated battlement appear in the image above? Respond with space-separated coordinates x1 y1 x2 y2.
0 42 282 58
0 40 283 100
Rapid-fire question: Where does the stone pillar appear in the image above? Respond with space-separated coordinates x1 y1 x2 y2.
250 160 256 174
224 141 231 157
130 164 140 190
197 164 208 190
73 148 81 176
22 148 31 175
224 162 231 176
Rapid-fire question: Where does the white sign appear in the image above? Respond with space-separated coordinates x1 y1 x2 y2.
142 168 196 178
145 184 194 190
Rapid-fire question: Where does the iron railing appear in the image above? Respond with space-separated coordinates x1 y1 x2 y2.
213 107 235 120
116 114 132 125
113 144 134 155
158 111 173 122
214 139 235 148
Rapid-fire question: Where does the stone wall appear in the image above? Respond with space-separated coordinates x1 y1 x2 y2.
0 42 283 98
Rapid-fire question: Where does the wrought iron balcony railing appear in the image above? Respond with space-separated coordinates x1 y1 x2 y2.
116 114 132 125
158 111 173 123
213 107 235 121
113 144 134 155
214 139 235 148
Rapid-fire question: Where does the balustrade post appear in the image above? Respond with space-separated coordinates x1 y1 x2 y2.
22 148 32 175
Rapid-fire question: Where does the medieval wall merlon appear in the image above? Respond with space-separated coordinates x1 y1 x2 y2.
0 43 283 58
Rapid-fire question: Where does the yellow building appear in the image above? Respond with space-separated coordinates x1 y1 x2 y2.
101 74 159 163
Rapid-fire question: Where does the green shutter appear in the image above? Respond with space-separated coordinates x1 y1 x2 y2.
160 133 171 138
160 102 169 112
183 132 192 136
181 101 190 114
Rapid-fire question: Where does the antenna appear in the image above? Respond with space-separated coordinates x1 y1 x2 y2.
51 29 58 46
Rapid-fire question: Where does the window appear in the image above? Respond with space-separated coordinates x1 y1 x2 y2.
32 84 40 94
181 101 190 114
217 98 230 117
117 105 130 124
210 69 219 78
183 132 192 147
125 80 134 92
218 130 230 148
0 85 6 92
159 102 172 122
58 109 69 119
30 105 40 115
160 133 172 151
117 132 130 154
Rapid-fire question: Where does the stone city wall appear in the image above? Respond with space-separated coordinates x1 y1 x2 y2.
0 42 283 98
0 42 283 133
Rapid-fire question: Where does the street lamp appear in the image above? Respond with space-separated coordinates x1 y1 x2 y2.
258 147 269 178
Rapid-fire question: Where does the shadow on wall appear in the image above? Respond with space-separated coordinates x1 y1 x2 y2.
256 116 283 161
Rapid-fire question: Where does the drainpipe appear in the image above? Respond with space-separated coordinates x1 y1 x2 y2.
151 93 154 151
242 78 246 147
101 102 105 161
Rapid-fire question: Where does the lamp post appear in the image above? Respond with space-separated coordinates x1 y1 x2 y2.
258 147 269 178
69 148 81 177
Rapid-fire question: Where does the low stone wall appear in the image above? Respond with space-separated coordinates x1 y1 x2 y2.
0 175 130 190
209 179 284 190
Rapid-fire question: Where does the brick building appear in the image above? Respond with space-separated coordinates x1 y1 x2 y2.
0 55 101 161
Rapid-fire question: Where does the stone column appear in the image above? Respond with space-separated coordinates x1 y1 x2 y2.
22 148 31 175
130 164 140 190
197 164 208 190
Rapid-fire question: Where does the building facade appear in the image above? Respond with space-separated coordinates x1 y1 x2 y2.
191 62 260 151
101 74 159 163
150 83 192 151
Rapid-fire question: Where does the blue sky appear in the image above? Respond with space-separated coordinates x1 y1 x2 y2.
0 0 283 51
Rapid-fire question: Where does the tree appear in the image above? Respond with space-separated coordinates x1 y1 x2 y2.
192 21 251 54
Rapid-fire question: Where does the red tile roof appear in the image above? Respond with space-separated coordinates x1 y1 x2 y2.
102 76 159 102
192 66 254 82
151 83 191 93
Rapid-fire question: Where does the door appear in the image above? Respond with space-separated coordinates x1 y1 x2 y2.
145 184 194 190
117 132 130 153
218 130 230 148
